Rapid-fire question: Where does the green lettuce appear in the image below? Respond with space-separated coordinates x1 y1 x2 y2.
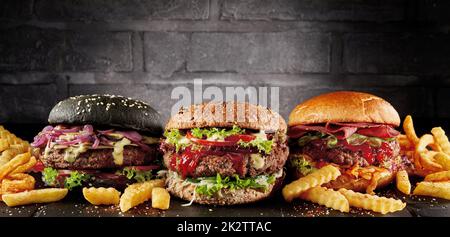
238 136 273 154
189 173 276 197
42 167 58 186
190 125 245 140
119 167 154 183
164 129 190 152
290 155 316 176
64 171 90 190
165 126 274 154
42 167 90 190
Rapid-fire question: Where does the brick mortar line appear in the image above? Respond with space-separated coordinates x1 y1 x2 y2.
1 20 449 34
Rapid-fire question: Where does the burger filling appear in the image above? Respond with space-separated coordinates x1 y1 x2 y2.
288 122 408 193
288 122 407 174
31 125 162 190
161 125 287 196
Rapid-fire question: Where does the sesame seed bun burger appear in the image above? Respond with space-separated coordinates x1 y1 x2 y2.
31 94 164 190
160 101 289 205
287 91 411 194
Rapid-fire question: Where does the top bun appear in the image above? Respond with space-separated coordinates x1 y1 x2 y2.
288 91 400 127
48 94 163 135
165 101 287 132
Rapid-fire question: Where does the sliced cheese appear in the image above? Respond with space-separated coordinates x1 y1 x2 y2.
63 144 89 162
113 138 131 165
250 153 265 170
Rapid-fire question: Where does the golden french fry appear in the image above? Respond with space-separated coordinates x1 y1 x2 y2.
429 143 442 152
396 170 411 195
419 151 443 172
0 149 16 166
435 152 450 170
0 139 9 152
119 179 165 212
413 181 450 200
398 136 413 150
413 167 433 177
9 141 29 150
282 165 341 202
299 186 349 213
83 187 121 205
424 170 450 182
431 127 450 155
403 115 420 145
11 156 36 174
338 188 406 214
416 134 435 153
0 152 31 181
2 188 68 207
1 173 35 194
151 187 170 210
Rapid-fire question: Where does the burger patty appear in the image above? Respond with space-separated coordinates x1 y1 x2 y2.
161 143 289 178
40 145 160 169
296 140 400 167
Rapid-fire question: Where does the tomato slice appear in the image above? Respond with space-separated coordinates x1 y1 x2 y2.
186 132 256 146
31 160 45 172
224 134 255 143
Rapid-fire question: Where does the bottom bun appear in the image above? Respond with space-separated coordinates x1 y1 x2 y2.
166 171 284 205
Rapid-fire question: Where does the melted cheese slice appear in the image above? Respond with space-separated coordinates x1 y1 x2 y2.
63 144 89 162
113 138 131 165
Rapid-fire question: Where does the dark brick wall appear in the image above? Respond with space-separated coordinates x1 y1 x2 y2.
0 0 449 124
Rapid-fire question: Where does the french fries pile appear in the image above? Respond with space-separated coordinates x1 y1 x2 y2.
0 126 68 206
282 165 406 214
82 179 170 212
398 115 450 200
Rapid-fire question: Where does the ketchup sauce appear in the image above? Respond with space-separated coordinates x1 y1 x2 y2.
338 140 393 165
170 147 246 178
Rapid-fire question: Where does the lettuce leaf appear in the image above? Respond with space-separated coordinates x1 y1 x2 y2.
189 173 276 197
119 167 154 183
190 125 245 140
164 129 190 152
290 155 316 176
238 136 273 154
64 171 90 190
165 126 274 154
42 167 58 186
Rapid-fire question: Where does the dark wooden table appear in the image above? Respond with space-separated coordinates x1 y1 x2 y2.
1 183 449 217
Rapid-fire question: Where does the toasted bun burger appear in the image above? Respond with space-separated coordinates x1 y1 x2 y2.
31 94 164 190
287 91 410 194
161 101 288 205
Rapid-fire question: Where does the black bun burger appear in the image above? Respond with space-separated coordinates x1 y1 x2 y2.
287 91 412 194
31 94 164 190
160 101 289 205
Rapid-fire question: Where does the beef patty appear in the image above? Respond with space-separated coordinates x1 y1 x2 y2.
161 142 289 178
39 145 159 169
293 139 400 167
